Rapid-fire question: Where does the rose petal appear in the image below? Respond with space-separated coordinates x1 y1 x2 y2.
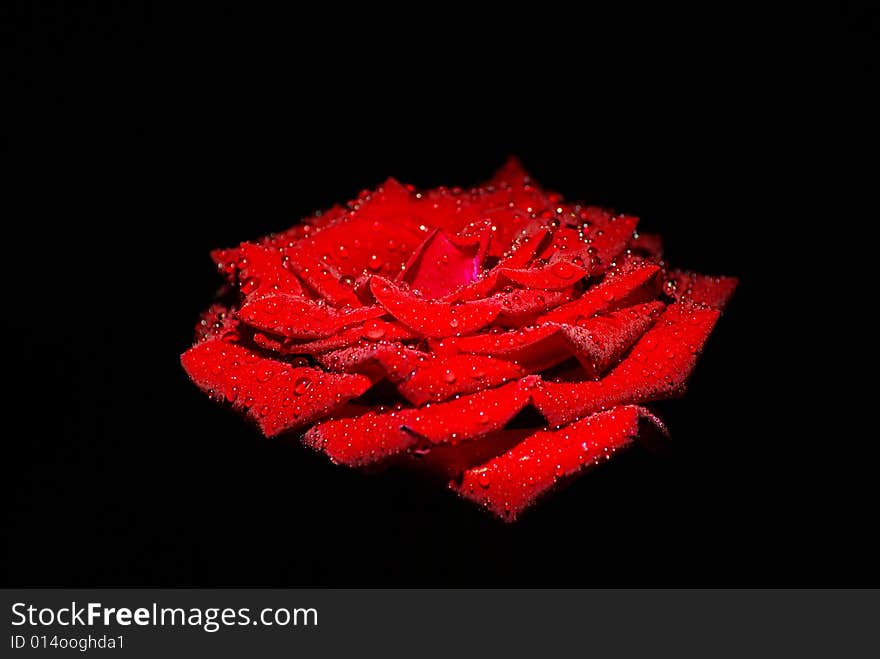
577 209 640 273
496 288 575 326
285 178 430 279
288 255 361 307
304 379 535 466
559 301 665 376
499 261 589 290
397 353 524 405
536 226 586 261
452 405 661 520
254 319 416 355
210 206 348 280
433 301 663 376
402 378 535 443
234 243 305 299
371 276 501 338
429 324 563 371
538 209 638 274
532 302 721 426
303 408 417 467
400 227 491 298
193 303 239 343
180 340 371 437
402 429 534 481
499 227 551 269
314 343 426 382
443 270 502 302
536 263 661 324
665 270 738 310
238 294 385 338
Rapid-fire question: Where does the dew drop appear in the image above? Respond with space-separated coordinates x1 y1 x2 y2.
363 321 386 340
241 277 261 294
478 471 491 488
443 369 457 383
551 262 577 279
294 377 313 395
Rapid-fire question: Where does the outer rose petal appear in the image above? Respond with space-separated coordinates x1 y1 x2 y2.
238 294 385 338
285 178 430 279
536 263 661 324
452 405 662 521
371 276 501 338
180 340 371 437
665 270 738 310
532 302 722 426
236 243 305 299
560 301 665 376
210 205 348 281
397 353 524 405
302 408 417 466
403 429 534 481
304 379 535 466
578 210 640 273
194 303 239 343
401 378 536 444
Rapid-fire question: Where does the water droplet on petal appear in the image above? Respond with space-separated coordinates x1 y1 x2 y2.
294 377 313 395
551 262 577 279
363 321 386 340
241 277 261 294
478 471 491 488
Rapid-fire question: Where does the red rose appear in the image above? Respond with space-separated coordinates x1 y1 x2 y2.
181 159 736 521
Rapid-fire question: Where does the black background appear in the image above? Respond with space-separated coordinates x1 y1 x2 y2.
3 3 876 585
